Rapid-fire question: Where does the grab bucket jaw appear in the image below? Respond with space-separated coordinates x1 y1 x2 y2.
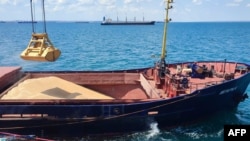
20 33 61 62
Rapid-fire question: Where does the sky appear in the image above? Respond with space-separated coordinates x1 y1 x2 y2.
0 0 250 22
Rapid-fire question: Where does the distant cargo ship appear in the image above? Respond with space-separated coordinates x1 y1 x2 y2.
17 21 37 23
101 16 155 25
75 21 89 23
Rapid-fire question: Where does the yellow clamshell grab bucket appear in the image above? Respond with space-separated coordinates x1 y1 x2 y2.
20 0 61 62
20 33 61 62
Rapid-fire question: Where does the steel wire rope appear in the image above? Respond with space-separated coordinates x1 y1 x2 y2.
41 0 47 33
30 0 36 33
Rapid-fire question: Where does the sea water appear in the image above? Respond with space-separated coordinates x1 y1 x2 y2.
0 21 250 141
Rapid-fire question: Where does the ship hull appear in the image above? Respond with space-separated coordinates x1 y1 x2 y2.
0 61 249 137
0 73 249 136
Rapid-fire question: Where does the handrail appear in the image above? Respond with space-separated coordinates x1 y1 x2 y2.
187 80 224 94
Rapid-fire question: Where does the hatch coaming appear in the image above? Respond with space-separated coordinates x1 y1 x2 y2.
0 71 152 101
0 67 24 94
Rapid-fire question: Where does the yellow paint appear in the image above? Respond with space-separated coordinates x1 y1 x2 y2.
20 33 61 62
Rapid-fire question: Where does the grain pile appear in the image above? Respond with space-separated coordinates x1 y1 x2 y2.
1 76 114 100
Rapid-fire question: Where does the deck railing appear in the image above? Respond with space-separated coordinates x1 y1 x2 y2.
186 80 225 94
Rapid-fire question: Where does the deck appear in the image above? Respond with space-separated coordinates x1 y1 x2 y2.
144 61 249 98
0 61 248 101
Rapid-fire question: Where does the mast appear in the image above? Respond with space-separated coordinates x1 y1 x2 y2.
161 0 173 60
158 0 173 78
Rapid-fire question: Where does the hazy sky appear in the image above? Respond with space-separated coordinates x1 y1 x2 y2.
0 0 250 22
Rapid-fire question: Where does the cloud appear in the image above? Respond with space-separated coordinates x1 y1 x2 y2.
124 0 146 5
233 0 243 2
47 0 68 5
185 8 191 12
98 0 116 6
192 0 202 5
226 0 243 7
124 0 132 4
38 0 152 17
0 0 21 5
247 3 250 7
45 0 96 12
0 0 9 4
226 3 240 7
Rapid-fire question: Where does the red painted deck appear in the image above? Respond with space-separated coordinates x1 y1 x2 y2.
0 61 248 101
144 62 249 98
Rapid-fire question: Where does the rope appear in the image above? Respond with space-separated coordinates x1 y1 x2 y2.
30 0 34 33
0 94 198 130
33 0 36 32
42 0 47 33
30 0 37 33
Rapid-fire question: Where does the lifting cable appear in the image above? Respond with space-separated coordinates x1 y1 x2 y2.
21 0 61 62
30 0 34 33
30 0 46 33
41 0 47 33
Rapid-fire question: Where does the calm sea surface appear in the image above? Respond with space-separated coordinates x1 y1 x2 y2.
0 21 250 141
